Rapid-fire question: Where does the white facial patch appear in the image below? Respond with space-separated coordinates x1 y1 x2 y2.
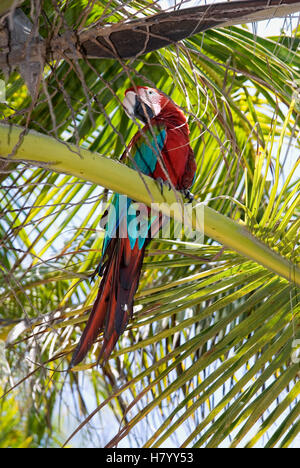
123 91 136 118
138 88 162 116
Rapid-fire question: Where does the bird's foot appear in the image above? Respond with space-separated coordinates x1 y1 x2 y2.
180 188 194 203
156 177 172 195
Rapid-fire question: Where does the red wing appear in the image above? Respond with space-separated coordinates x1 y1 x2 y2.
180 146 197 189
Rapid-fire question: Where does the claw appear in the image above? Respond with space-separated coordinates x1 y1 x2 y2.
180 188 194 203
156 177 172 195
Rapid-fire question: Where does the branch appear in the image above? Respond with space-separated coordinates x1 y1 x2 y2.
0 123 299 288
0 8 43 97
78 0 300 59
1 1 300 73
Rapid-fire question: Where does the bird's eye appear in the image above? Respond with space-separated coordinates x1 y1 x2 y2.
148 90 153 95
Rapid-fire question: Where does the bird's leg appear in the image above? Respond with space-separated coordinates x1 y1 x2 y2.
180 188 194 203
156 177 172 195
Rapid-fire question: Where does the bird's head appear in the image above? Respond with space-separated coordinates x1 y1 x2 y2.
123 86 165 124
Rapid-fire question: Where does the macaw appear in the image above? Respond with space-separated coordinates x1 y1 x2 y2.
70 86 196 367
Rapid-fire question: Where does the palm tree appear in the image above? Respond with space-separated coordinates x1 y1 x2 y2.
0 0 299 448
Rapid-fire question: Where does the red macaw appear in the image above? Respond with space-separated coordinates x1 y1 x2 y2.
70 86 196 367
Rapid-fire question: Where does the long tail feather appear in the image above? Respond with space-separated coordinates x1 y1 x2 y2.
70 238 147 367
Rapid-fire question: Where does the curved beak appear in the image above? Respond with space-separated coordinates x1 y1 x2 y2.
123 91 154 123
133 95 154 123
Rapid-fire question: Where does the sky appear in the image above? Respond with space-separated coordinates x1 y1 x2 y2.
159 0 300 37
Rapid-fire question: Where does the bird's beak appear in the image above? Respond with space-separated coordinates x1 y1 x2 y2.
134 95 154 123
123 91 154 123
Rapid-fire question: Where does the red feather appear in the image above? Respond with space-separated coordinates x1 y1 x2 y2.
153 98 194 189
